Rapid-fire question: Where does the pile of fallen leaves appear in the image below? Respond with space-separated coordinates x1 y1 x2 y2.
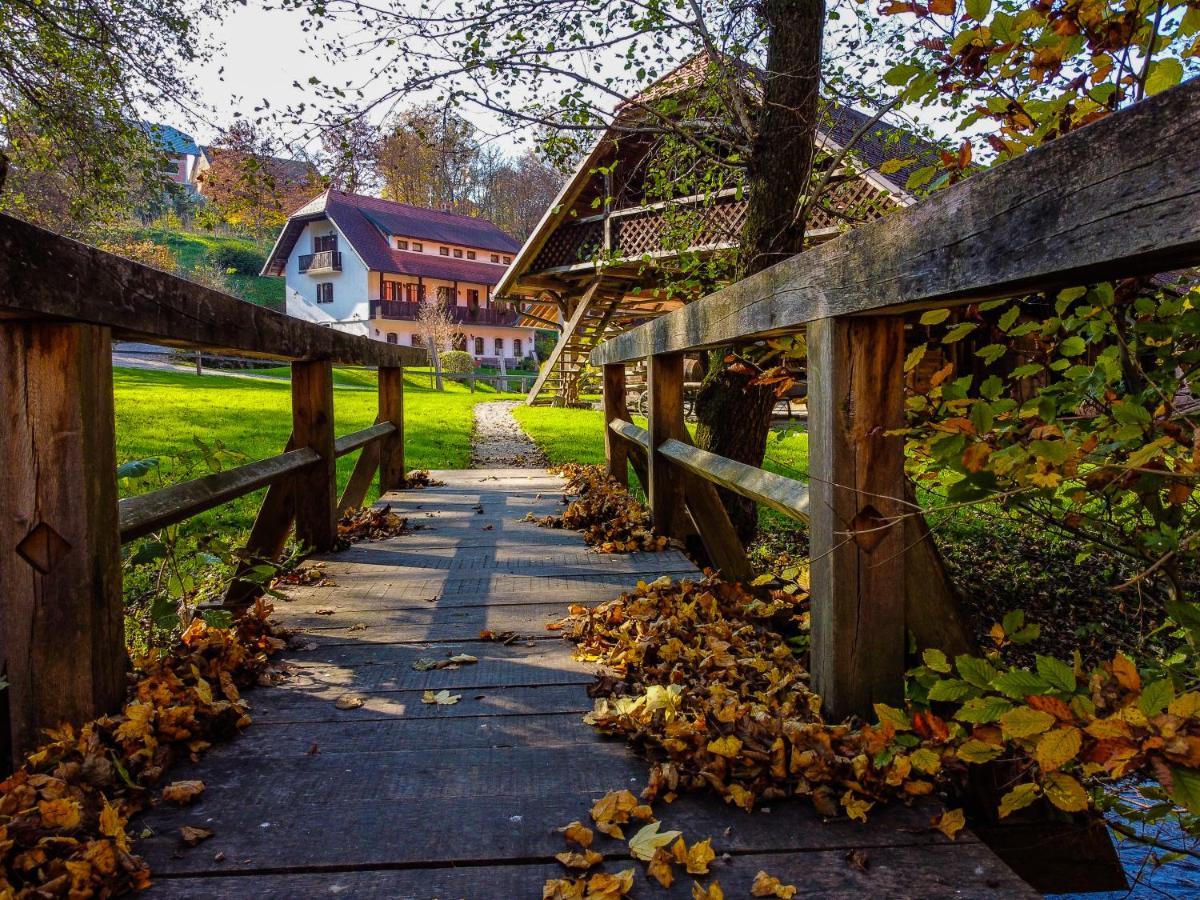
559 572 1200 833
336 506 412 543
0 600 283 897
532 464 668 553
402 469 445 489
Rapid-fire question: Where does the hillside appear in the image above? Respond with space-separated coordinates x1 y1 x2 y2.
135 227 285 310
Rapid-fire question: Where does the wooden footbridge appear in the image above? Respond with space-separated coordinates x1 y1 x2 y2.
3 79 1200 896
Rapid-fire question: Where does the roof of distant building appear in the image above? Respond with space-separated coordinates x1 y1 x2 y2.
262 190 521 281
142 122 200 157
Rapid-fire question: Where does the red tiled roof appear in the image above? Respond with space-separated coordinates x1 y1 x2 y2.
262 189 520 281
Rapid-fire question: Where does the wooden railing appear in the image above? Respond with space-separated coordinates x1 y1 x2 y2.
298 249 342 273
0 213 424 767
592 79 1200 721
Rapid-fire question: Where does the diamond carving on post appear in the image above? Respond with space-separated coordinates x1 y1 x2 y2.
16 522 72 574
848 504 892 553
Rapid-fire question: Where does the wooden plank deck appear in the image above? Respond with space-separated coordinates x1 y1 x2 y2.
136 469 1035 898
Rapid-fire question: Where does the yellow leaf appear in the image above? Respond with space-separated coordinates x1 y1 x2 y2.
590 789 642 839
751 870 798 898
421 689 461 705
543 877 586 900
910 748 942 774
841 789 874 823
587 868 635 897
1085 717 1131 739
161 779 205 805
555 849 603 870
1168 691 1200 718
957 739 1003 763
98 798 130 852
932 808 966 840
647 849 675 887
38 798 82 829
558 821 594 848
706 735 743 759
1044 772 1089 812
999 706 1056 740
1112 653 1141 691
998 782 1040 818
1035 726 1082 772
628 821 682 861
685 837 716 874
692 882 724 900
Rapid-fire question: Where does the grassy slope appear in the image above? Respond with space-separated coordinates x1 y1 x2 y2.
135 227 284 310
114 367 518 537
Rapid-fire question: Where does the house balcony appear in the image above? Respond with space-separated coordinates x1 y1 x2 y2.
371 300 520 327
298 250 342 274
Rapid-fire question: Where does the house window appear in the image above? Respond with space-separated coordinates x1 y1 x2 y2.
412 333 423 347
467 289 480 308
386 333 398 344
317 283 334 304
514 338 522 356
490 254 499 263
453 248 463 258
314 234 338 253
466 250 476 260
473 337 484 356
436 286 453 303
502 256 511 264
396 239 408 250
412 242 423 252
494 337 504 355
439 246 450 256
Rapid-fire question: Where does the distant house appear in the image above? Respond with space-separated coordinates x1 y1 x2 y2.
262 190 537 366
142 122 204 188
192 147 320 200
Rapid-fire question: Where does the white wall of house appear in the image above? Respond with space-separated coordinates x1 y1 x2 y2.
284 219 372 331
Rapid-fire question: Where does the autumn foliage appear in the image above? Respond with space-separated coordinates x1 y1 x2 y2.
533 464 668 553
0 601 283 896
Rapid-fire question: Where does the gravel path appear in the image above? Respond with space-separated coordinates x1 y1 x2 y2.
471 401 549 469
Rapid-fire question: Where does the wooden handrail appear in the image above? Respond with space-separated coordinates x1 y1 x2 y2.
334 421 397 457
591 79 1200 365
608 417 650 449
118 447 321 543
0 213 424 367
656 438 810 521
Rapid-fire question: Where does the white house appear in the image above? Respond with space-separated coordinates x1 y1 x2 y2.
261 190 538 368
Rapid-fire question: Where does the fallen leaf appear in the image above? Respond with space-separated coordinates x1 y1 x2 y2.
647 848 675 887
421 689 461 705
932 808 965 840
590 789 643 839
161 780 205 805
706 736 742 758
585 868 635 898
845 848 870 871
314 608 335 615
334 694 366 710
558 821 594 848
685 837 716 874
38 798 82 829
180 825 214 846
447 653 478 665
751 870 798 898
543 878 586 899
629 821 682 861
692 882 724 899
555 849 603 870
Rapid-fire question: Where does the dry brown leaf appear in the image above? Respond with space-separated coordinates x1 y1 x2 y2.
180 825 214 846
751 870 798 898
334 694 366 710
691 881 724 899
161 780 205 805
647 848 675 887
558 821 594 848
555 849 603 870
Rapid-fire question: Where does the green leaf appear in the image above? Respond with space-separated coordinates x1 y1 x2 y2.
922 648 952 673
751 574 775 586
993 669 1052 699
928 679 974 702
965 0 991 21
943 322 977 343
979 375 1004 401
999 783 1041 818
874 703 912 730
1036 656 1077 693
1146 58 1184 97
1059 336 1087 357
906 166 938 191
1169 767 1200 814
920 308 951 326
957 739 1003 763
976 344 1007 365
1002 610 1025 634
956 655 999 688
884 63 922 86
1139 678 1175 717
1000 706 1056 739
904 343 928 373
956 695 1013 723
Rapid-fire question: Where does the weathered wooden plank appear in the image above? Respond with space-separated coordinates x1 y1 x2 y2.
333 421 395 457
377 366 405 492
222 436 298 610
658 437 810 519
591 79 1200 364
118 448 319 543
808 316 907 720
0 322 125 766
142 843 1031 899
0 213 423 366
336 441 381 515
292 359 337 552
603 364 630 487
647 353 687 537
609 417 650 450
301 543 697 576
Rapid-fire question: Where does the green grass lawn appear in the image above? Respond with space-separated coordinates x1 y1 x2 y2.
114 367 519 539
135 227 284 310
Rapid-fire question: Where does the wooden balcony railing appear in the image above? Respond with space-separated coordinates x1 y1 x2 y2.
0 214 423 767
371 299 520 326
592 79 1200 722
298 250 342 273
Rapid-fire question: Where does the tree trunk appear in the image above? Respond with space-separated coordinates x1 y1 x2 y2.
430 342 444 391
693 0 825 542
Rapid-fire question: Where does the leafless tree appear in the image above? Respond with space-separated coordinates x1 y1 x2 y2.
416 300 463 391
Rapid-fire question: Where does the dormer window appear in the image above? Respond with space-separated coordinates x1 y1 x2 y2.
453 249 463 258
503 256 512 264
490 254 499 263
396 239 408 250
413 242 423 252
439 246 450 256
466 250 476 260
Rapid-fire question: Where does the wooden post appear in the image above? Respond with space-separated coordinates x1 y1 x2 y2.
378 366 405 492
603 364 629 488
292 359 337 551
1 322 125 766
647 353 686 538
808 315 907 720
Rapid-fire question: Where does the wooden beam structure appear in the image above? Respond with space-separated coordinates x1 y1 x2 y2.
292 360 337 552
378 366 406 492
602 365 630 488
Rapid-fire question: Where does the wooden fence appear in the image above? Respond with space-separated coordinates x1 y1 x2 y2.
592 79 1200 721
0 214 423 766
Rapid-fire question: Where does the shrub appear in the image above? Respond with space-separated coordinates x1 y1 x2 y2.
212 244 266 276
440 350 474 373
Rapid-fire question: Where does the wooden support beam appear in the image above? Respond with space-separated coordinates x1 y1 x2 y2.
603 365 630 488
338 440 381 515
808 315 907 720
0 321 125 767
647 353 687 539
524 278 603 406
292 360 337 552
378 366 405 492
